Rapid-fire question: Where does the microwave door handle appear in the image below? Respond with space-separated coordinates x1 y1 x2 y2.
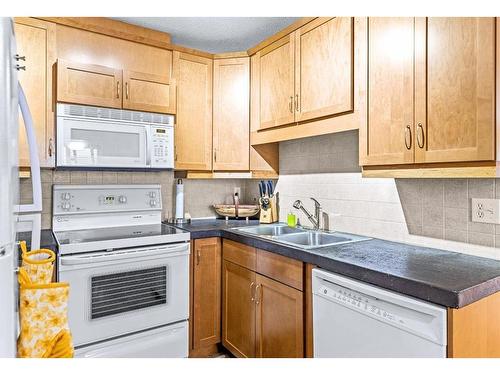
145 126 151 167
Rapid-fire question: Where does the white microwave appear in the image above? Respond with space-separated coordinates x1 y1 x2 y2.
56 103 174 169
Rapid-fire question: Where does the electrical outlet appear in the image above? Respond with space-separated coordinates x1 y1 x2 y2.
234 187 241 197
471 198 500 224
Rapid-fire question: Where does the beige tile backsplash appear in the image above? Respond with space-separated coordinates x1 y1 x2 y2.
276 130 500 259
21 170 260 229
19 129 500 258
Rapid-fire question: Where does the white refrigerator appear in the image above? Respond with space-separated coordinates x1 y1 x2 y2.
0 17 43 358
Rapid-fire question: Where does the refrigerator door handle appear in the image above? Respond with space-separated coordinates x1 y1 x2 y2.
14 83 42 213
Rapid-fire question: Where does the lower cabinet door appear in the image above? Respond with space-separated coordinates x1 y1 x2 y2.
255 273 304 358
222 260 256 357
192 238 221 352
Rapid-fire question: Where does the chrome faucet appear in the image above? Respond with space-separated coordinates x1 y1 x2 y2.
293 198 322 230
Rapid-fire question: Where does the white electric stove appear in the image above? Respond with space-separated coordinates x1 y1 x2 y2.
52 184 190 358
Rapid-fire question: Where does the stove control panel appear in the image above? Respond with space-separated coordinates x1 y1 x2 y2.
53 185 162 214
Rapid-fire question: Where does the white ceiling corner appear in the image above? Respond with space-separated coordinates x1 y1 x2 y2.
113 17 299 53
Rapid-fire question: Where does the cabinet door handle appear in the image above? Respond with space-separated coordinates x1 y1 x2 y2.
174 146 178 161
295 94 299 112
125 82 129 99
404 125 412 150
116 81 120 99
214 149 217 163
196 249 201 265
16 64 26 71
250 282 256 302
255 284 262 305
48 138 53 157
417 123 425 149
289 96 293 113
15 54 26 61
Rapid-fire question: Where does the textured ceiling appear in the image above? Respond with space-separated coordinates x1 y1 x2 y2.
114 17 299 53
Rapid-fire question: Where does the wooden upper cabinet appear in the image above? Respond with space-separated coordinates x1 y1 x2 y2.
123 70 176 114
255 273 304 358
213 57 250 171
361 17 416 166
14 18 56 168
295 17 354 122
222 260 256 358
414 17 496 163
173 51 213 171
259 35 296 130
57 59 122 109
191 238 221 352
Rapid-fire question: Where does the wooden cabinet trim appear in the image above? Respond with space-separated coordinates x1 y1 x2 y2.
256 249 303 291
222 239 256 271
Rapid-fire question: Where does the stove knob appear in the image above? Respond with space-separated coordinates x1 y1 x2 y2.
61 192 70 200
118 195 127 204
62 202 71 210
149 191 157 198
150 199 157 207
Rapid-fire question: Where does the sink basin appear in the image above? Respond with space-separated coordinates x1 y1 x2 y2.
275 232 359 249
237 224 304 237
233 224 370 249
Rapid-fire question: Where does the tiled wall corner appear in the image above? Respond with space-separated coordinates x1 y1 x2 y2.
276 130 500 258
20 169 262 228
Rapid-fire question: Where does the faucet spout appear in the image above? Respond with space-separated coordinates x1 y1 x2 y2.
293 199 321 230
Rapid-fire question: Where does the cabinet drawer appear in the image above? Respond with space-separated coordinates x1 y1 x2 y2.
256 249 303 291
222 240 256 271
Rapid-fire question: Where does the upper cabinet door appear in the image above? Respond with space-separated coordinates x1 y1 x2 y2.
213 57 250 171
173 52 213 171
414 17 495 163
259 35 296 130
295 17 354 122
14 18 56 168
57 59 122 109
122 70 176 114
361 17 415 166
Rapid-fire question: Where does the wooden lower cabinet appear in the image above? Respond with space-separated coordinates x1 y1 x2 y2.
189 238 221 357
447 291 500 358
222 260 256 358
255 273 304 358
221 240 305 358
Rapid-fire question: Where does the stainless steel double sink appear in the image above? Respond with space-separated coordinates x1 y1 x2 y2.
233 224 369 250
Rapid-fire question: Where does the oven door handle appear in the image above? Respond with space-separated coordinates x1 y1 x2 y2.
60 243 189 266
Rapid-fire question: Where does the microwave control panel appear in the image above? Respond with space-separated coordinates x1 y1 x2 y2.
151 125 174 168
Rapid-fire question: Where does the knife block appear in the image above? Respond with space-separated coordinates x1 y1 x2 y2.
259 195 278 224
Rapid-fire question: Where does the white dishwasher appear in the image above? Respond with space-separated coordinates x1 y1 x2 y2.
312 268 447 358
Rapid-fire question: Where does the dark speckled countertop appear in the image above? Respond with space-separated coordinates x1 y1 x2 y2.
171 219 500 308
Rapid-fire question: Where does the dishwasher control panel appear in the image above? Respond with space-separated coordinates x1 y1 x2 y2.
318 283 405 326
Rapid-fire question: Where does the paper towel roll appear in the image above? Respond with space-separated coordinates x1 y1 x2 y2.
175 179 184 219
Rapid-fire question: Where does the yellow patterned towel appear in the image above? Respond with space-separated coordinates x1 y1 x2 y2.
17 244 74 358
20 241 55 284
